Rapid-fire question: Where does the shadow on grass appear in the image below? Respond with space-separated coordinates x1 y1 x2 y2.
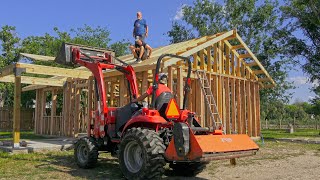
42 153 124 179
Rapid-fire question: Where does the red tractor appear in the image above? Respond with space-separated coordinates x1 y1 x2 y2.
56 43 259 179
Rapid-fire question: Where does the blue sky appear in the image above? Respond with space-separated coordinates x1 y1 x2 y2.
0 0 315 103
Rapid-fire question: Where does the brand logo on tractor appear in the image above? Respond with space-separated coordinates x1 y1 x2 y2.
221 138 232 143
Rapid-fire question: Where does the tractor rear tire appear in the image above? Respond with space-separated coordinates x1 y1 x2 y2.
119 127 166 180
169 162 208 176
74 137 99 168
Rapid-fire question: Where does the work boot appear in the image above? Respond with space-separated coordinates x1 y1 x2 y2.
136 58 142 63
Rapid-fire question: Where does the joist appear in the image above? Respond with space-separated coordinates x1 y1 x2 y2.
0 75 65 86
253 70 264 75
16 63 92 79
246 62 258 67
20 53 55 61
231 45 244 50
258 78 271 82
238 54 251 59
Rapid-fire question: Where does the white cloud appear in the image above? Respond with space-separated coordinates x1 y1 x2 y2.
288 76 319 86
174 4 186 20
288 76 308 86
308 96 315 100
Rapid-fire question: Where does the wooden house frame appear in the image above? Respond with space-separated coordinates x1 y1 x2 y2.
0 30 275 144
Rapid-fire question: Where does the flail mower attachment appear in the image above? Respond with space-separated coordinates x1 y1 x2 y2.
165 127 259 162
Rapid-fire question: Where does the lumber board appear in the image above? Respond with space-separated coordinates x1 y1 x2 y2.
50 89 57 135
20 53 55 61
167 66 173 90
200 50 205 70
251 81 257 137
241 80 246 134
206 46 212 72
238 54 251 59
226 45 230 75
230 78 236 133
213 43 218 72
193 53 198 70
74 87 80 137
13 76 21 147
225 77 230 134
246 80 252 136
0 75 65 86
236 79 241 133
256 83 261 136
231 44 244 50
17 63 92 79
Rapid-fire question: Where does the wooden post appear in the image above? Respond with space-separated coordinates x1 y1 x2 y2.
167 66 173 90
231 78 236 133
74 87 80 137
225 77 230 134
50 89 57 135
141 71 149 95
13 76 21 148
241 80 246 134
236 79 241 134
256 83 261 136
246 80 252 136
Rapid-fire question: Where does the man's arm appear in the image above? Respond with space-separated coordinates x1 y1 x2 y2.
132 92 149 102
145 24 148 37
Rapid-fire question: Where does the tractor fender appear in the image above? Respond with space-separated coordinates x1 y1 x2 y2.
121 115 167 134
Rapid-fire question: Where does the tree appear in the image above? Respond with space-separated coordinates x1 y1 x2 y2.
281 0 320 83
167 0 295 118
0 26 21 107
281 0 320 116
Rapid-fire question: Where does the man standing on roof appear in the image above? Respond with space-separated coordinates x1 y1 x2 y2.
132 73 171 102
133 11 148 41
129 37 152 63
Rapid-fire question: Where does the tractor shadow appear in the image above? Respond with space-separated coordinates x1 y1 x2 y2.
26 151 209 179
34 152 124 179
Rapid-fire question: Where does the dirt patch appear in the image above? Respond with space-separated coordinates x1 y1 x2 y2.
195 141 320 180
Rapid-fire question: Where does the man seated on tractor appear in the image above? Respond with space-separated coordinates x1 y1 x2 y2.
129 37 152 63
132 73 172 105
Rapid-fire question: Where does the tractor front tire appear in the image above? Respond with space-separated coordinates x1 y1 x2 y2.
74 137 99 168
169 162 208 176
119 127 166 180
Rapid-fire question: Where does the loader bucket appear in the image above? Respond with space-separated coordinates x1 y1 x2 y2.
165 129 259 162
55 42 115 65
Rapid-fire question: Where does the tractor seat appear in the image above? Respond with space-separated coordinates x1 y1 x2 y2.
155 92 174 119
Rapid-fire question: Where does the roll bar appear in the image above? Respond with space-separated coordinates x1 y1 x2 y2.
151 54 192 110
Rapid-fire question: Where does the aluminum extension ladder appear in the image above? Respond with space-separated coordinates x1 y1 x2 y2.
195 70 223 132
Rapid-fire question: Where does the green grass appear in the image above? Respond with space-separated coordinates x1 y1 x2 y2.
0 131 53 141
0 151 123 179
261 129 320 139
